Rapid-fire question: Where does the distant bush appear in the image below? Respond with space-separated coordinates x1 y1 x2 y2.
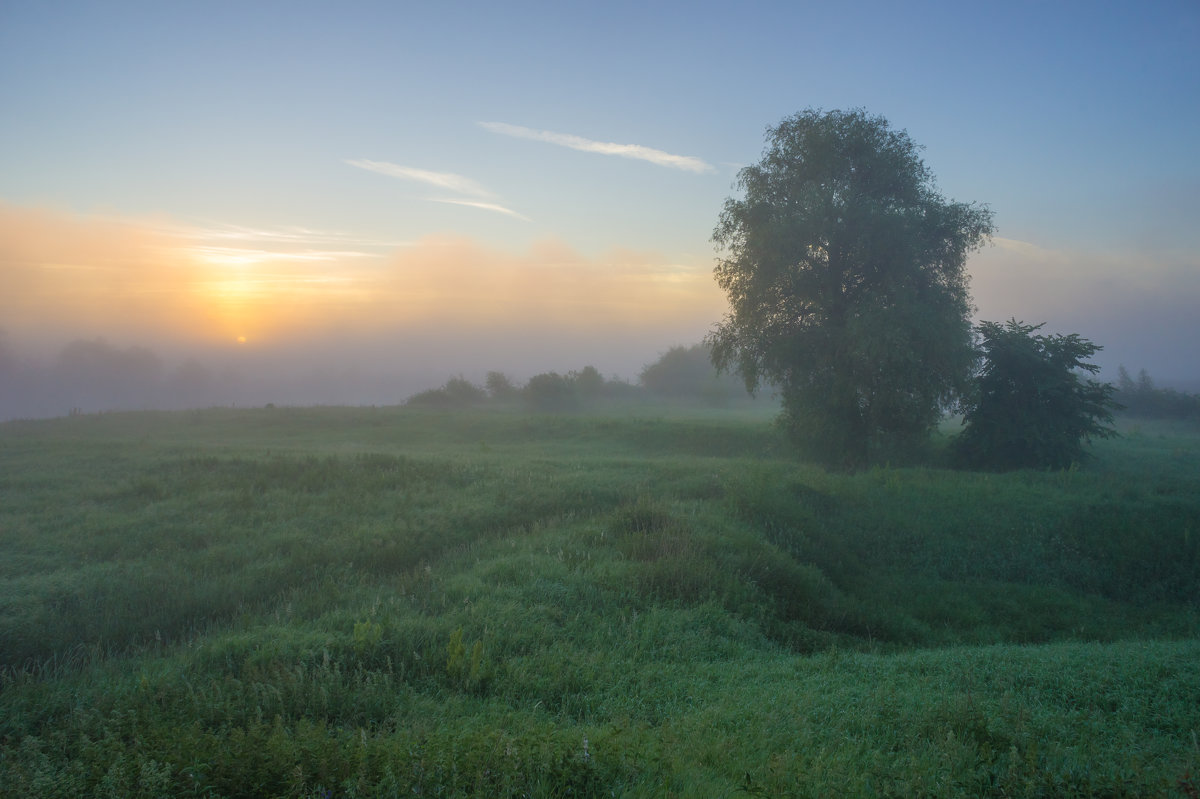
443 376 486 404
521 365 641 410
406 376 486 408
639 343 748 405
1113 366 1200 420
570 365 605 399
484 370 519 400
523 371 578 411
599 375 643 400
405 388 452 407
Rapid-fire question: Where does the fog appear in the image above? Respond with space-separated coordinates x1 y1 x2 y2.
970 238 1200 391
0 204 727 419
2 204 1198 421
0 328 711 421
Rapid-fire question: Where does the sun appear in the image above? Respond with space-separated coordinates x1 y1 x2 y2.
236 335 247 344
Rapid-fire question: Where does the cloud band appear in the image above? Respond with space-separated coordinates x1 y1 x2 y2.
479 122 714 173
345 159 491 197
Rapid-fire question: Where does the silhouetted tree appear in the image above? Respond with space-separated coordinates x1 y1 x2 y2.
443 376 486 404
640 344 746 404
56 338 163 388
485 371 519 400
707 109 993 468
1117 365 1136 395
523 372 577 411
406 376 485 408
955 320 1118 470
571 365 605 399
53 338 164 412
1113 365 1200 420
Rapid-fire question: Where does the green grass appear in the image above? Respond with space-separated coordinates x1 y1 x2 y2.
1 405 1198 797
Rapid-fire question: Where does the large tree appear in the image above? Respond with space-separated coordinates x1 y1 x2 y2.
708 109 994 467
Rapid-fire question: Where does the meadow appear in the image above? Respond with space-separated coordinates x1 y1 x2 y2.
1 404 1197 797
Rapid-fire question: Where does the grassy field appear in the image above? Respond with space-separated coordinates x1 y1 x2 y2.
1 404 1198 797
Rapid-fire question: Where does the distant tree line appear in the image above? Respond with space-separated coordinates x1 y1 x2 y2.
406 344 761 412
405 366 635 412
0 329 763 422
0 333 237 420
0 332 439 420
1113 366 1200 420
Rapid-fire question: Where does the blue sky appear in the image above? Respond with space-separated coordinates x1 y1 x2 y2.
2 0 1198 393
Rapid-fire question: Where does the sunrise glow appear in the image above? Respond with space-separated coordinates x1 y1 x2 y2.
2 8 1197 795
0 2 1196 407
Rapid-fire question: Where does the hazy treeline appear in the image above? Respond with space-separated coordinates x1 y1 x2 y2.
0 335 759 421
0 336 230 420
407 344 758 411
6 330 1196 426
1114 366 1200 420
0 334 432 421
407 367 635 411
638 343 752 400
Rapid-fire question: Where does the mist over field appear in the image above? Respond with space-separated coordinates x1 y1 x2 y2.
0 326 687 421
3 307 1197 423
4 3 1200 795
0 203 734 420
3 317 1198 423
2 203 1197 422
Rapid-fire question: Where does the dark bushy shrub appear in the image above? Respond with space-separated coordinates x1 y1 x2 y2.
484 371 519 400
955 320 1118 470
406 376 486 408
640 343 747 405
570 365 605 399
523 372 578 411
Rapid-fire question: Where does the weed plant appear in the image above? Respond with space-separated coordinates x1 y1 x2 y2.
1 405 1197 796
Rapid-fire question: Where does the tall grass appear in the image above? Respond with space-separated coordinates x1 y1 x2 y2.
1 406 1197 796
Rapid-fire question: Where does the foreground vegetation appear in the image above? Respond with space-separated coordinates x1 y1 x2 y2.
1 405 1198 797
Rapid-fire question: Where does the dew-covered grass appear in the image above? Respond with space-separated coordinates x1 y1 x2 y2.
1 405 1197 796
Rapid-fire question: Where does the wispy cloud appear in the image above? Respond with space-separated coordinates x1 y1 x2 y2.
196 223 406 249
429 198 530 221
479 121 714 173
345 159 491 197
346 158 530 220
991 236 1072 264
187 245 381 268
174 222 409 254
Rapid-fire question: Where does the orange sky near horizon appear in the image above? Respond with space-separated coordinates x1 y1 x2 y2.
4 202 1197 387
0 203 728 358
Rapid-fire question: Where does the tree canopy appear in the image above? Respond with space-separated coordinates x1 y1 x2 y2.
639 343 747 404
707 109 994 467
954 320 1119 470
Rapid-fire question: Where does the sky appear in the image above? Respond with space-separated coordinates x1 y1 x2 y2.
2 0 1198 415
